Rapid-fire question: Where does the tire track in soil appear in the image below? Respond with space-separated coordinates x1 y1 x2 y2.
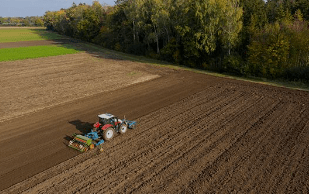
255 108 309 193
271 121 309 194
212 101 287 192
107 87 232 153
213 103 308 194
2 71 309 193
200 101 294 194
2 88 283 193
240 106 308 193
160 96 276 194
96 90 251 193
38 89 243 193
118 90 275 194
106 91 264 193
6 87 244 193
223 102 292 192
3 87 227 194
180 97 282 193
219 101 291 193
282 121 309 194
0 69 192 190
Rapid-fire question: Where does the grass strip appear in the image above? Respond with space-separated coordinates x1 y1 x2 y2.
0 28 62 43
0 45 80 61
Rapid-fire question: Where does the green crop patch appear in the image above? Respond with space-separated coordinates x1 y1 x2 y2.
0 45 80 61
0 28 62 43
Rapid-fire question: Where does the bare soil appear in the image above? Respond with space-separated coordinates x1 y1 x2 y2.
0 40 53 48
1 41 309 193
0 52 159 122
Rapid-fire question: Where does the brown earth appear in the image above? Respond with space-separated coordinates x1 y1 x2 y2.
0 52 159 122
0 39 62 48
1 41 309 193
0 40 55 48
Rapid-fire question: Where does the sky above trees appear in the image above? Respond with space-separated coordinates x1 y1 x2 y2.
0 0 115 17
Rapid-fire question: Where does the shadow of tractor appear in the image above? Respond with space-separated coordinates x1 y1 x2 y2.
64 119 95 143
68 119 94 134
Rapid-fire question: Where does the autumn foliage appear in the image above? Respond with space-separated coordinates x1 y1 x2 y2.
43 0 309 82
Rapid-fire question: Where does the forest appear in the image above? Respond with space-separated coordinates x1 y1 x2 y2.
43 0 309 82
0 16 44 26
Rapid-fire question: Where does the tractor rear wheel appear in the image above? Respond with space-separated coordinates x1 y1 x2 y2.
130 123 136 129
103 128 115 141
119 123 128 134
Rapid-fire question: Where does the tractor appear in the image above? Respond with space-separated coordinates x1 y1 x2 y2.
68 113 136 152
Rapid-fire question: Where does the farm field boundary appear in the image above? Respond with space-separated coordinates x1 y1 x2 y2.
0 27 308 91
75 41 309 92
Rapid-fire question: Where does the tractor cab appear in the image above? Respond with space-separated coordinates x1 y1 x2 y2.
97 113 123 130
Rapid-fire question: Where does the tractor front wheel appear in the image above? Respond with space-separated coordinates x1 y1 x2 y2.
119 124 128 134
103 128 115 141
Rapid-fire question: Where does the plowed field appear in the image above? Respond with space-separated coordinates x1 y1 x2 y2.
0 52 159 122
1 40 309 193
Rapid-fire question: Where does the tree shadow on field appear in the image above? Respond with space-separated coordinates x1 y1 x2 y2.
30 28 63 40
30 28 174 64
30 28 125 61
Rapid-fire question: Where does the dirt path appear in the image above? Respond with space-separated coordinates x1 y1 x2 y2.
1 66 309 193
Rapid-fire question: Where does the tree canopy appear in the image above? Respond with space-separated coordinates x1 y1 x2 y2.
43 0 309 82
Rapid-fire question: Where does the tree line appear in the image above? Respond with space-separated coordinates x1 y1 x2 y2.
44 0 309 82
0 16 44 26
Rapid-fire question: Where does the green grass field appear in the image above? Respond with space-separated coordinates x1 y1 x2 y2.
0 45 80 61
0 28 62 42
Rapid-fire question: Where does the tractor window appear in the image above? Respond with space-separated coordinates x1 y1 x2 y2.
111 117 117 126
100 118 112 125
